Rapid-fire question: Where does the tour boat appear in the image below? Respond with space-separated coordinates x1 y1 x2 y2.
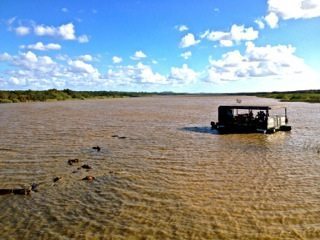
211 105 292 134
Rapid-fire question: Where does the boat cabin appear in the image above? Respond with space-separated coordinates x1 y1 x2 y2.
211 105 291 133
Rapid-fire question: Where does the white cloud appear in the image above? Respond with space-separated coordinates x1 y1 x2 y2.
107 63 167 85
24 51 38 63
34 25 56 36
20 42 61 51
131 51 147 60
61 8 68 13
205 24 259 47
0 52 12 61
200 30 210 39
112 56 122 64
181 51 192 60
34 23 78 40
231 25 259 42
264 12 279 29
262 0 320 29
78 54 93 62
78 34 89 43
220 40 233 47
0 51 103 89
179 33 200 48
205 42 317 84
268 0 320 19
15 26 30 36
176 25 189 32
168 64 198 84
254 19 265 29
58 23 76 40
68 59 98 74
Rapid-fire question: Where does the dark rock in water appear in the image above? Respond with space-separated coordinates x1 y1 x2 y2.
81 164 92 169
68 158 79 165
82 176 95 181
112 135 126 139
53 177 62 182
92 146 101 152
12 188 31 195
0 188 31 195
31 183 40 192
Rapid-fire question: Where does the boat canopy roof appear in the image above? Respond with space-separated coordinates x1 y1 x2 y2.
218 105 272 110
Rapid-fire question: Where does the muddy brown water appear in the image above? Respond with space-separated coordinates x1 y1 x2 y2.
0 96 320 239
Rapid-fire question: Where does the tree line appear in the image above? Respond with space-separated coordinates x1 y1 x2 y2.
0 89 153 103
1 89 320 104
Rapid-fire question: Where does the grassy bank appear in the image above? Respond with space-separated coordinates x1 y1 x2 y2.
1 89 320 104
0 89 155 103
253 90 320 103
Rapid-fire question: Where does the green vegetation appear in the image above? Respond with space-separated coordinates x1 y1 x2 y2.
0 89 153 103
1 89 320 104
253 90 320 103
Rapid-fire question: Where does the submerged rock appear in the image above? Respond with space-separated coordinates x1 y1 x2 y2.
81 164 92 170
0 188 31 195
82 176 95 181
31 183 41 192
68 158 79 165
53 177 62 182
92 146 101 152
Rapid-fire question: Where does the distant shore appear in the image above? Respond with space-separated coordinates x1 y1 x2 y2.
0 89 154 104
1 89 320 104
252 90 320 103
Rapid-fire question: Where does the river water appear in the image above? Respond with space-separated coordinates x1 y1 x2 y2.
0 96 319 239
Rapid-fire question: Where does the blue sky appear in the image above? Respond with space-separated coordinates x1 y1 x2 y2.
0 0 320 92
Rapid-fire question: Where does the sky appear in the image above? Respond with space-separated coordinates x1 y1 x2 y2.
0 0 320 93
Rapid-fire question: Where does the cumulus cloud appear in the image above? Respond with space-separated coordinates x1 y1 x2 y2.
264 12 279 29
0 51 196 89
34 25 56 36
106 63 198 86
205 24 259 47
107 63 167 85
57 23 76 40
179 33 200 48
254 19 265 29
112 56 122 64
181 51 192 60
205 42 316 83
268 0 320 19
0 51 102 89
78 54 93 62
0 52 12 61
15 26 30 36
68 59 99 75
20 42 61 51
263 0 320 28
33 23 82 40
168 64 198 84
131 51 147 60
220 40 233 47
176 25 189 32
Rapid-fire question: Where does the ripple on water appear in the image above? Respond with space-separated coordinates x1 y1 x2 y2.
1 96 320 239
